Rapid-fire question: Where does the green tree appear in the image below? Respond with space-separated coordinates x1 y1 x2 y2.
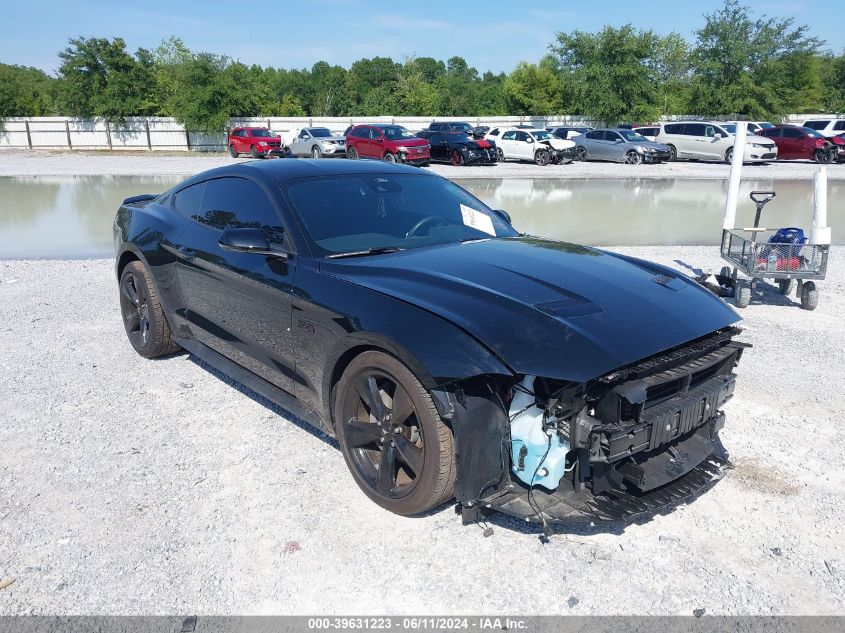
503 57 562 115
551 25 663 124
395 58 439 115
0 64 57 116
690 0 823 118
56 37 157 120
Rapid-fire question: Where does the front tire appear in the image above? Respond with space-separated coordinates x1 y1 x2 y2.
574 146 588 162
814 149 830 164
334 351 455 515
250 145 259 159
451 150 465 166
735 279 751 308
496 148 505 161
667 144 677 161
624 150 643 165
311 145 323 159
534 148 551 166
228 145 238 158
384 152 397 163
725 147 734 164
119 261 180 359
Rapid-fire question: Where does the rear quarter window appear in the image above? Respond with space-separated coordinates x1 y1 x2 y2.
172 182 207 219
663 123 683 134
804 120 829 130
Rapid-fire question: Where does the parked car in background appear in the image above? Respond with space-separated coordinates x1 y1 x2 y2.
656 121 777 163
426 121 486 139
633 126 660 141
546 126 593 140
345 124 430 165
472 125 490 137
416 130 497 165
756 125 842 163
575 129 671 164
228 127 287 158
496 128 576 165
802 118 845 137
288 127 346 158
725 121 775 133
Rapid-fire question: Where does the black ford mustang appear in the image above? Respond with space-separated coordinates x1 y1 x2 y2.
114 159 745 526
416 130 498 166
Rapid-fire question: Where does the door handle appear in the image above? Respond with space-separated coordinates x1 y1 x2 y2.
178 246 197 259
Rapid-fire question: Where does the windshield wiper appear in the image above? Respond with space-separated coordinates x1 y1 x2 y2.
325 246 405 259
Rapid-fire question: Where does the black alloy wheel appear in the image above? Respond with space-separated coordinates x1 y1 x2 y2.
814 148 831 164
119 261 179 358
335 351 455 515
574 146 588 162
535 149 551 166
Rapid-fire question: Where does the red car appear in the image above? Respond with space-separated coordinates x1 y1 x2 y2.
228 127 287 158
756 125 843 163
345 124 430 165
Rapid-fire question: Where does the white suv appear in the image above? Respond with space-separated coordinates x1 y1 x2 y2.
803 118 845 138
656 121 778 163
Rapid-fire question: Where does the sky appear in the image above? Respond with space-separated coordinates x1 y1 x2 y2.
2 0 844 75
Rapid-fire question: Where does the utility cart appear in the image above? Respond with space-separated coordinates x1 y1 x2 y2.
720 191 829 310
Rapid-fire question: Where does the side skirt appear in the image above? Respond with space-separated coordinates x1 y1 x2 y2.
174 336 327 432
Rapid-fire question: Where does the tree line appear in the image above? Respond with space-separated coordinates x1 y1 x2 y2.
1 1 843 129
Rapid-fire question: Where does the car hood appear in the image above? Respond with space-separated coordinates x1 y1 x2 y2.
318 136 346 142
745 135 776 146
540 138 576 150
392 138 429 147
321 237 740 382
637 141 671 151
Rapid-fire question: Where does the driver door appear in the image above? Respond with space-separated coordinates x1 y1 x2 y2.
174 176 298 395
515 131 533 160
293 129 312 156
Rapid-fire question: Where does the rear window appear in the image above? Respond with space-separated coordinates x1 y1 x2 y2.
804 120 829 130
835 121 845 131
250 128 276 138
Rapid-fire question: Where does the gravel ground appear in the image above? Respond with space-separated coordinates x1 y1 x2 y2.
1 148 844 180
0 247 843 616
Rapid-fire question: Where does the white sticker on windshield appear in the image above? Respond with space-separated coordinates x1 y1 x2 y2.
460 204 496 236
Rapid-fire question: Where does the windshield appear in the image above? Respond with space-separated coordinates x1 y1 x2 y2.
531 130 553 140
758 122 774 129
310 128 333 138
251 128 276 138
283 174 518 256
619 130 648 142
721 124 737 134
803 127 825 138
450 122 474 132
379 126 415 140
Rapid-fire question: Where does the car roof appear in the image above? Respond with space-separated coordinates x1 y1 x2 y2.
177 158 431 189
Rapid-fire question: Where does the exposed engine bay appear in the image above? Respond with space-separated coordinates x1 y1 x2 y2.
434 327 748 526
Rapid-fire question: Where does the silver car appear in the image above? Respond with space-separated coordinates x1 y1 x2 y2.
575 128 672 164
289 127 347 158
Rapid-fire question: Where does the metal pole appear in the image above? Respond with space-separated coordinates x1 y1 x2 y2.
811 165 831 245
24 120 32 149
65 120 72 149
145 119 152 150
722 122 747 230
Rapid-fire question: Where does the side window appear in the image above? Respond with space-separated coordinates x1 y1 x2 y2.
663 123 681 134
197 178 285 243
432 133 444 144
835 121 845 131
585 130 600 140
515 131 529 142
685 124 706 137
502 130 517 140
607 132 622 142
783 128 801 138
369 128 382 141
172 182 207 220
704 125 716 138
298 129 310 139
490 128 499 136
804 121 827 130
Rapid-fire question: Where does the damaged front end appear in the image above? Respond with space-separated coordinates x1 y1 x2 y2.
434 327 748 526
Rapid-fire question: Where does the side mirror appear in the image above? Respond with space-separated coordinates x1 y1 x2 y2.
219 228 286 257
493 209 512 225
615 138 624 143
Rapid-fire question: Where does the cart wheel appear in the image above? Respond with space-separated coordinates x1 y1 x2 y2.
735 280 751 308
778 279 795 295
800 281 818 310
720 266 732 278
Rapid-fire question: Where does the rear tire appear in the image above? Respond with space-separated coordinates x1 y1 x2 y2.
228 145 238 158
334 351 456 516
667 144 677 161
347 146 359 160
800 281 818 310
725 147 734 164
119 261 180 359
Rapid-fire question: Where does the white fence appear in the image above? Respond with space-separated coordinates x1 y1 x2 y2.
0 114 827 152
